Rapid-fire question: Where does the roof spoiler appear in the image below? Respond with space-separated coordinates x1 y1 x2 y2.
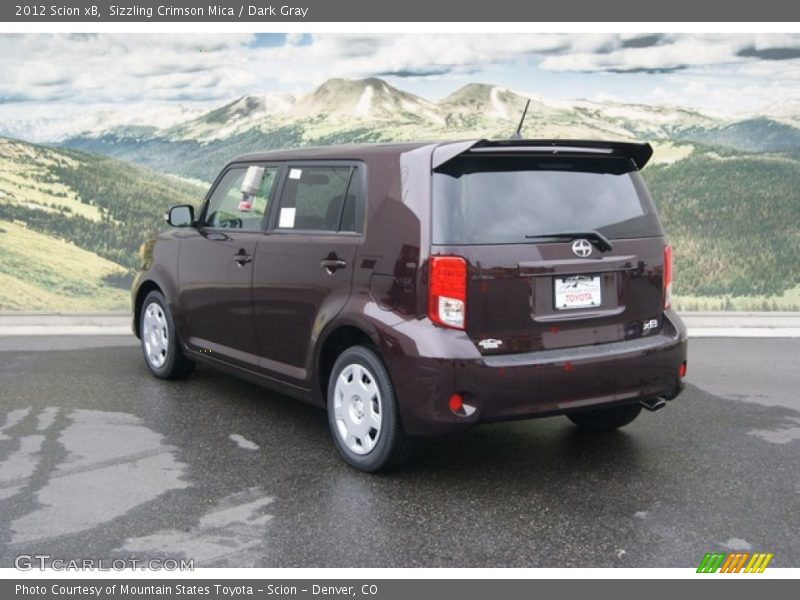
432 139 654 170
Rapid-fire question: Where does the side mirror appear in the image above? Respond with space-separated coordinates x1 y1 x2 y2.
165 204 194 227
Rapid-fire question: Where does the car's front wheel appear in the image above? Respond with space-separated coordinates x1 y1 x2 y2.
327 345 418 472
566 403 642 432
139 290 195 380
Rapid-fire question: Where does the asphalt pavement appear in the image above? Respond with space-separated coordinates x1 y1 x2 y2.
0 335 798 568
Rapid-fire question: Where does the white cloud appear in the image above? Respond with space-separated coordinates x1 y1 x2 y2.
612 74 800 116
0 33 613 105
0 33 799 119
538 34 800 73
0 34 258 104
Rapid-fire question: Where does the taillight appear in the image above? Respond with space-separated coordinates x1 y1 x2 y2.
663 244 673 310
428 256 467 330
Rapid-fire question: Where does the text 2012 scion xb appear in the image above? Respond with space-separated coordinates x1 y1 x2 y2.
132 139 688 472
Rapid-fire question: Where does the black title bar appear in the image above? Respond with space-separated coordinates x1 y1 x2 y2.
3 0 800 22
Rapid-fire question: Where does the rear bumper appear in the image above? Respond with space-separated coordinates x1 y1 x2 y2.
386 311 687 436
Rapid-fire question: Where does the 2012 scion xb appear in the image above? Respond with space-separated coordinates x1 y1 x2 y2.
132 139 687 472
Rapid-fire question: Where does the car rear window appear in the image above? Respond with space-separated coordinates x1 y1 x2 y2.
432 155 663 245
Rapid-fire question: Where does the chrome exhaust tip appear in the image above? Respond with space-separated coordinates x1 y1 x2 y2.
640 397 667 412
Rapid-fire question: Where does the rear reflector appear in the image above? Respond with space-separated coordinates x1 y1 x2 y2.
663 244 673 310
429 256 467 330
679 362 687 378
449 393 464 414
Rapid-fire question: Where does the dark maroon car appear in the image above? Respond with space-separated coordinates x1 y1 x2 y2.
132 139 687 471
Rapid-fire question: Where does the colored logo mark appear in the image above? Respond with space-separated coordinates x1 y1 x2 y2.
697 552 773 573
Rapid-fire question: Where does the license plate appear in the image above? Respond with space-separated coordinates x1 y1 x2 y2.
554 275 602 310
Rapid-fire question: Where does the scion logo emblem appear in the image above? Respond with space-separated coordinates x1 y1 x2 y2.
572 239 593 258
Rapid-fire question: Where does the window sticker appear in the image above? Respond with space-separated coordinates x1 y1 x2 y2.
279 207 296 228
289 168 302 180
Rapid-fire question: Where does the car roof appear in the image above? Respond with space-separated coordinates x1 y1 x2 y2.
231 139 654 170
231 141 436 164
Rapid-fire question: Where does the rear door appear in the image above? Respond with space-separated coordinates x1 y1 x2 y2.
431 153 668 354
178 163 280 369
251 163 363 384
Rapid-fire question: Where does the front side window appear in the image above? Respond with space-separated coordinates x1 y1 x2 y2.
203 165 278 230
276 166 357 232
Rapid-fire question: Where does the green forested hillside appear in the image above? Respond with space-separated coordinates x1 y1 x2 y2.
2 135 799 311
0 138 205 309
0 138 205 270
66 125 309 183
679 118 800 153
643 149 800 298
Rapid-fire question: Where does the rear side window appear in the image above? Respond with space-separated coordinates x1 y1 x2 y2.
277 166 357 232
433 155 663 245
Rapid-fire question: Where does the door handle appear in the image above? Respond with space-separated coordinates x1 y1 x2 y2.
320 258 347 274
233 252 253 266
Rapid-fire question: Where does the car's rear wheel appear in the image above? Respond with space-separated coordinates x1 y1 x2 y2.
327 345 418 472
567 403 642 432
139 290 195 380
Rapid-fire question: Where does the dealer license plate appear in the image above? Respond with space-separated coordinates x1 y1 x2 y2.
554 275 602 310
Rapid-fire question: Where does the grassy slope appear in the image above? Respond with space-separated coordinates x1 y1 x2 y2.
0 138 205 311
0 220 128 311
0 138 205 268
0 146 103 221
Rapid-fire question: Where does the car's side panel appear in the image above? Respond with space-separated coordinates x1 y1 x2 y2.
177 229 262 369
245 160 364 387
131 230 184 338
251 232 360 384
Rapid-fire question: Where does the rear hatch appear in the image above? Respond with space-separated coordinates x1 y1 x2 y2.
430 142 670 355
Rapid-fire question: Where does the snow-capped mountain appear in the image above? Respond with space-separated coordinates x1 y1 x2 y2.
440 83 561 120
292 77 443 123
759 98 800 128
6 76 797 146
40 76 800 182
152 77 740 145
167 93 296 141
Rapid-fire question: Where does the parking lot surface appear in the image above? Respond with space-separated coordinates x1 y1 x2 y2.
0 337 798 567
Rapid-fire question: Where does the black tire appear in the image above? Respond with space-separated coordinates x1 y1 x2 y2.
139 290 195 380
567 403 642 432
327 345 418 472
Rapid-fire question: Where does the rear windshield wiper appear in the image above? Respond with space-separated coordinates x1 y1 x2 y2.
524 230 613 252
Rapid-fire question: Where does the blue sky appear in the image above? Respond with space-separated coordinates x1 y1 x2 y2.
1 33 799 138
